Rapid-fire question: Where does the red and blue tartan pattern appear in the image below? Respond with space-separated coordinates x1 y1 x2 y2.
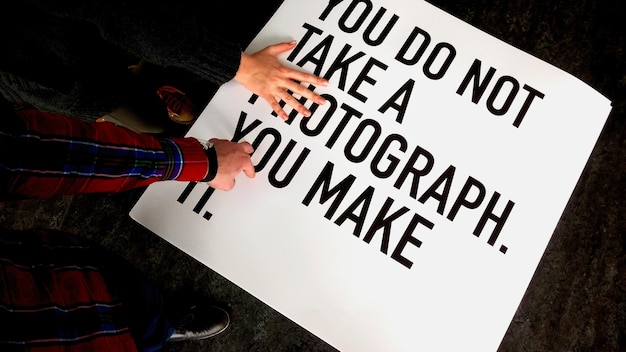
0 107 208 199
0 229 138 351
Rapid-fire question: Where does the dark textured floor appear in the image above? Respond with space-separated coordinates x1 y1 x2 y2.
1 1 625 351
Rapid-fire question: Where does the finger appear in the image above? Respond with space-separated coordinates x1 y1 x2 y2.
285 100 311 118
281 101 310 118
208 178 235 191
283 81 327 105
237 151 256 178
239 141 254 154
266 41 298 56
266 98 289 120
284 69 329 87
242 163 256 178
225 179 235 191
276 90 311 117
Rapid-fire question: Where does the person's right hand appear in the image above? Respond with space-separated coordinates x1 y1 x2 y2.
207 138 255 191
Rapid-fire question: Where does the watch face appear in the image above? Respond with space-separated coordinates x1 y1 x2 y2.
202 141 214 150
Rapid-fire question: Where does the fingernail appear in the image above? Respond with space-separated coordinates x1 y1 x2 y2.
317 97 327 105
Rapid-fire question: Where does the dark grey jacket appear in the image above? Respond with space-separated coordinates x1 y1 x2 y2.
0 0 246 120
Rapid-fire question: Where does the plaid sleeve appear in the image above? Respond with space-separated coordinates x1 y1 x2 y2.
0 108 209 199
0 228 139 351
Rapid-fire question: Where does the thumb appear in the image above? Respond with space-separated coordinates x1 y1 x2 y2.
266 41 297 55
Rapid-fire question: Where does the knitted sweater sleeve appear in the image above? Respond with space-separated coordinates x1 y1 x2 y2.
27 0 243 86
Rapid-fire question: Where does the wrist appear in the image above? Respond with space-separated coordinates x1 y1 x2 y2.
233 52 249 84
200 140 218 182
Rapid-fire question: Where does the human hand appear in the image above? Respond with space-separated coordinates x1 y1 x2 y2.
206 138 255 191
234 41 329 120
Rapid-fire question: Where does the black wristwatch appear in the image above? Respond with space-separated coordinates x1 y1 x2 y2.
201 141 218 182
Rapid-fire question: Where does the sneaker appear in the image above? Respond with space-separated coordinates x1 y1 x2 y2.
167 304 230 342
156 85 197 125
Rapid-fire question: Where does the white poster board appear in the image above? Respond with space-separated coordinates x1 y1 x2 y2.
130 1 612 351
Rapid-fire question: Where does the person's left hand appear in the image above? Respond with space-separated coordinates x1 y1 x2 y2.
234 41 329 120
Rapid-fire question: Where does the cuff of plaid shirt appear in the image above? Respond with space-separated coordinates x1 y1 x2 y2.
167 137 210 182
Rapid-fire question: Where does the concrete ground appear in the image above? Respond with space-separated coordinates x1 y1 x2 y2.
1 1 624 351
